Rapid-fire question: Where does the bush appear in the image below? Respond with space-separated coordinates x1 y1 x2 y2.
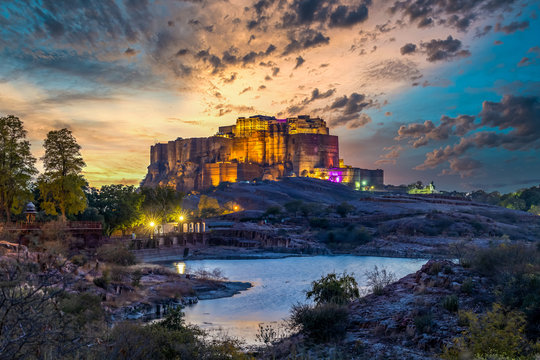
309 217 330 229
442 304 539 360
336 202 355 218
264 205 282 217
306 272 359 305
289 303 349 342
284 200 304 214
60 292 104 327
70 253 88 266
461 278 474 294
131 269 142 287
441 295 459 312
96 242 137 266
93 269 110 289
364 265 397 295
414 311 433 334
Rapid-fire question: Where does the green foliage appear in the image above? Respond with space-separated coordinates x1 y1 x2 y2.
70 254 88 266
441 295 459 312
96 242 137 266
443 304 539 359
0 115 37 222
306 272 360 305
60 292 105 327
140 185 183 225
364 265 397 295
461 277 475 294
107 308 249 359
471 185 540 214
197 194 221 219
38 128 87 219
289 303 349 342
87 185 144 236
336 202 355 218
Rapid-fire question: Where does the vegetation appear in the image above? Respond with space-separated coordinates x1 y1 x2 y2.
306 272 359 305
38 128 87 220
318 225 372 250
335 202 355 218
364 265 397 295
0 115 37 222
86 185 144 236
289 272 358 343
96 242 137 266
470 185 540 214
198 194 221 218
141 185 184 224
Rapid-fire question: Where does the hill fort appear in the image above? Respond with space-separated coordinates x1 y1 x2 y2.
142 115 383 192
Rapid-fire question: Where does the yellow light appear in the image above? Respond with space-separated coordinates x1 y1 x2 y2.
234 206 239 211
179 215 184 221
149 221 155 227
174 262 186 274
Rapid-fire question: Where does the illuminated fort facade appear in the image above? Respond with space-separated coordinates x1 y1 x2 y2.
142 115 383 192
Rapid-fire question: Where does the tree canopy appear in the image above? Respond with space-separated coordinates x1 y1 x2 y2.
38 128 87 220
0 115 37 222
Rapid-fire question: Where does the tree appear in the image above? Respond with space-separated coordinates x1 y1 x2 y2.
87 185 144 236
306 272 360 305
198 195 221 219
38 128 87 220
141 185 183 224
336 202 355 218
0 115 37 222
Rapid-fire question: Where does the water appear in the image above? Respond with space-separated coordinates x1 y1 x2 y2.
166 256 426 344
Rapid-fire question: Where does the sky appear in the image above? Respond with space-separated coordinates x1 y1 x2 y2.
0 0 539 193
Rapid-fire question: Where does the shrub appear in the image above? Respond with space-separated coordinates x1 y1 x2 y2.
414 311 433 334
96 242 137 266
461 278 474 294
364 265 397 295
255 322 289 346
428 261 443 275
441 295 459 312
264 205 282 217
289 303 349 342
60 292 104 327
442 304 538 360
70 253 88 266
93 269 110 289
320 226 372 250
336 202 355 218
284 200 303 214
306 272 359 305
131 269 142 287
309 217 330 229
193 267 227 281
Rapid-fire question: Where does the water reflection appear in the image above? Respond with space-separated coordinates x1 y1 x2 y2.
167 255 426 344
174 262 186 274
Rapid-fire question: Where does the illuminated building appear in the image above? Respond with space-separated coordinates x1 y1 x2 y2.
142 115 383 192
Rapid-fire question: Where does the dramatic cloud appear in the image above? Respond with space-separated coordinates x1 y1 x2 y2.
294 56 305 69
283 29 330 55
397 115 476 147
420 36 470 62
413 95 540 175
327 92 374 129
400 43 417 55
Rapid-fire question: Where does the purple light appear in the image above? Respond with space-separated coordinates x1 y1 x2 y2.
328 170 343 183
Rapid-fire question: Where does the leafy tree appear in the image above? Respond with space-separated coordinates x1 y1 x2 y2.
38 128 87 220
198 195 221 219
141 185 183 224
87 185 144 236
306 272 360 305
0 115 37 222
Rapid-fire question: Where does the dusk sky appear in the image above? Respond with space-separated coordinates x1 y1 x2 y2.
1 0 539 192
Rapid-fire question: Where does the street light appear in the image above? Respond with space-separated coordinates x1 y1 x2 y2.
149 221 156 239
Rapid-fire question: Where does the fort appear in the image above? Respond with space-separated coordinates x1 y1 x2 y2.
142 115 383 192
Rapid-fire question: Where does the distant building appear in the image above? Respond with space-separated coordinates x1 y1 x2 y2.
142 115 383 192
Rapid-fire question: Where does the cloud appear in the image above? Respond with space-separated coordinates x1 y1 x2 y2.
280 0 370 28
327 92 374 129
400 43 417 55
375 145 402 165
441 157 483 178
495 20 530 34
329 4 369 28
294 56 305 69
420 36 470 62
124 47 138 57
283 29 330 55
413 95 540 173
397 114 476 147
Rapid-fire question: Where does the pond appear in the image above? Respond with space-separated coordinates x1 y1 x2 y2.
166 255 426 344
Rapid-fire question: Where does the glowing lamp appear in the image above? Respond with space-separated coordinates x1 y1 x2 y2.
234 205 239 211
362 180 367 186
179 215 184 221
149 221 155 227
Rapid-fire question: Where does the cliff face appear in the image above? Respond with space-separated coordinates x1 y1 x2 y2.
142 115 381 192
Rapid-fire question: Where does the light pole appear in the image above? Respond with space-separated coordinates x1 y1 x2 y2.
149 221 156 239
